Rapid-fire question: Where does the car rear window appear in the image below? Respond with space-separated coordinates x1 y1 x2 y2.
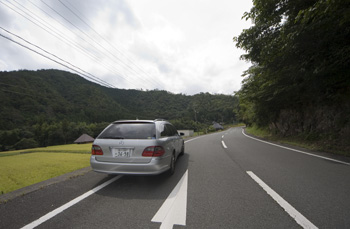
97 123 156 140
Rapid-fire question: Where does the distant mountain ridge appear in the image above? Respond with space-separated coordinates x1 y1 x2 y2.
0 69 237 129
0 69 132 130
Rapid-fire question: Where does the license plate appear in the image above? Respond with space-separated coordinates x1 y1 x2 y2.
113 149 131 157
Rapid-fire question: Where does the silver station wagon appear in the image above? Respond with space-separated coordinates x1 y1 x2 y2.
90 119 184 175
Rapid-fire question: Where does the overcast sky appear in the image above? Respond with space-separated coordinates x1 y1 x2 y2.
0 0 253 95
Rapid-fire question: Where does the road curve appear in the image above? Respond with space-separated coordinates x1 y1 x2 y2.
1 127 349 228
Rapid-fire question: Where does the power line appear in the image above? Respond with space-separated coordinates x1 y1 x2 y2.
59 0 164 89
1 0 164 90
27 0 136 88
51 0 159 89
0 26 115 88
0 31 113 88
2 0 137 88
22 0 149 89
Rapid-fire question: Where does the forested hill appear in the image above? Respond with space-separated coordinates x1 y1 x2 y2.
0 69 238 150
1 70 132 128
234 0 349 153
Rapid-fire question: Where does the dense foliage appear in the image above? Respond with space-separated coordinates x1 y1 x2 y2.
234 0 350 151
0 69 238 151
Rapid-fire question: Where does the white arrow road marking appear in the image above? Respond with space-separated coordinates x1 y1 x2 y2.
152 170 188 229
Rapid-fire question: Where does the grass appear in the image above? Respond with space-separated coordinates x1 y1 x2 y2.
245 125 272 139
245 125 350 156
193 132 204 136
0 144 92 195
0 144 91 157
245 125 319 149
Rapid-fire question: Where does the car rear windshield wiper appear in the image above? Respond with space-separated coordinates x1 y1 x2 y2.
99 136 124 139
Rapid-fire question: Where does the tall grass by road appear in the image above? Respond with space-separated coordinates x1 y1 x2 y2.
0 144 91 195
245 125 349 156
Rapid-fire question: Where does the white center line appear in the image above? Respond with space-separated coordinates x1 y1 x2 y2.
21 175 122 229
222 141 227 149
247 171 318 229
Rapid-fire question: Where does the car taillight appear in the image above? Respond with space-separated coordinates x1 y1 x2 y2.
142 146 165 157
92 145 103 155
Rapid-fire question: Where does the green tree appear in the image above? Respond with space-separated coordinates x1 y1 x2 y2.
0 69 240 151
234 0 350 125
234 0 350 150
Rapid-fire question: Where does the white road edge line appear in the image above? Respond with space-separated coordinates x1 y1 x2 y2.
247 171 318 229
222 141 227 149
241 128 350 166
21 175 123 229
152 170 188 229
184 136 202 143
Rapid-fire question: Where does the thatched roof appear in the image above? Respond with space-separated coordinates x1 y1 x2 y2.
74 134 94 144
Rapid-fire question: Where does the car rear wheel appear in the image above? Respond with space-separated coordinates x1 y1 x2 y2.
168 152 175 175
179 144 185 156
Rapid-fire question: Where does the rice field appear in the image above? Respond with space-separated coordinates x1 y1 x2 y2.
0 144 92 195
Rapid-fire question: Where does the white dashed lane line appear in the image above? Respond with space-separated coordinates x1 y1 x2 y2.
247 171 318 229
221 141 227 149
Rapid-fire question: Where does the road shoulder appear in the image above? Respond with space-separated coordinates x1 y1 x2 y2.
0 166 91 204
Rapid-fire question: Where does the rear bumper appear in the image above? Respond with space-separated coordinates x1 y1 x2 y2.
90 156 170 175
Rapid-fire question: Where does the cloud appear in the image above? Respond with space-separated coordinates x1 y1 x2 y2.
113 0 140 28
0 0 253 95
0 3 12 28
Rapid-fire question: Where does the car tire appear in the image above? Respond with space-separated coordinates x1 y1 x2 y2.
168 152 175 176
179 144 185 156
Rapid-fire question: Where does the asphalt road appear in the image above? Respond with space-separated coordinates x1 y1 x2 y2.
1 127 350 228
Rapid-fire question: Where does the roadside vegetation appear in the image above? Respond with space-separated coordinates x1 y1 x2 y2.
246 126 349 157
0 144 91 195
234 0 349 155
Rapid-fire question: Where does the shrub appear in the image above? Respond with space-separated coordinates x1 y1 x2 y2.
13 138 38 150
